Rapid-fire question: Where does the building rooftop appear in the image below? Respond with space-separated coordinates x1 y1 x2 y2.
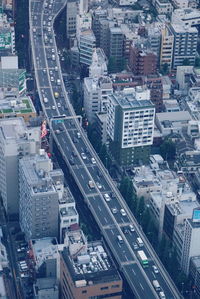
0 117 28 141
0 95 35 116
109 90 153 110
34 277 58 291
62 240 121 286
167 199 198 217
30 237 59 270
190 256 200 269
0 69 25 88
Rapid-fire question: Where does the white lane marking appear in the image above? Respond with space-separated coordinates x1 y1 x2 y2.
139 283 144 291
132 269 136 275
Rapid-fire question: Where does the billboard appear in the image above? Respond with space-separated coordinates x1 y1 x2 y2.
0 32 12 50
192 209 200 223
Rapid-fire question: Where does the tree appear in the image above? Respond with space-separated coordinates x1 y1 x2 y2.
160 139 176 161
195 57 200 67
87 123 102 153
182 58 190 66
108 56 116 73
160 63 169 75
119 176 130 200
136 196 145 219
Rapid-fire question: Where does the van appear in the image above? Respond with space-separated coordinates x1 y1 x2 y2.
152 280 161 292
117 235 123 244
136 237 144 247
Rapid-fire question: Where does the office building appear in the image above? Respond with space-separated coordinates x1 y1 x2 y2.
96 112 108 144
19 151 61 240
33 278 59 299
129 46 157 76
181 209 200 275
108 26 124 71
189 256 200 297
79 29 96 66
0 117 40 216
152 0 173 14
89 48 107 79
0 11 15 55
84 76 112 123
171 8 200 26
60 228 123 299
160 26 174 70
107 88 155 166
92 9 107 47
66 0 78 47
172 0 189 8
169 23 198 69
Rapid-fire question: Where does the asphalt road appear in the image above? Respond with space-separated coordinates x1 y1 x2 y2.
29 1 182 298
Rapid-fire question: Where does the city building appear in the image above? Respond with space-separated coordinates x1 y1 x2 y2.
0 95 36 122
66 0 78 47
84 76 112 123
152 0 173 14
79 29 96 66
0 227 8 268
29 237 60 279
0 11 15 55
19 151 61 240
155 111 191 137
89 48 107 79
33 278 59 299
129 45 157 76
172 0 189 8
91 9 107 48
169 23 198 69
171 8 200 26
59 187 79 243
0 68 26 97
107 88 155 166
60 228 123 299
108 26 124 71
181 209 200 275
160 26 174 70
0 117 40 216
189 256 200 297
96 112 108 144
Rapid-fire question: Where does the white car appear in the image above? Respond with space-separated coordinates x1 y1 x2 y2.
52 105 56 110
152 265 159 274
49 70 53 75
81 153 87 160
58 103 61 108
52 48 55 53
129 224 135 232
120 209 126 216
96 182 102 189
112 208 118 214
91 157 96 164
104 193 111 202
50 77 54 82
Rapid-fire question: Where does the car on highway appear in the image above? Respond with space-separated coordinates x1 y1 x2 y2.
72 151 77 157
133 243 139 250
96 182 102 189
152 265 159 274
123 228 129 234
69 158 75 165
81 152 87 160
43 69 46 73
91 157 96 164
111 207 118 214
49 70 53 75
52 105 56 110
159 291 166 299
58 103 61 108
103 193 111 202
120 208 126 216
50 76 54 82
129 224 135 232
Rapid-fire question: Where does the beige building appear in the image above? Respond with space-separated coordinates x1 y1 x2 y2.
160 27 174 70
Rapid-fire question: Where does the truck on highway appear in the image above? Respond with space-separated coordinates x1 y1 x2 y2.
88 180 95 189
137 250 149 268
54 92 59 99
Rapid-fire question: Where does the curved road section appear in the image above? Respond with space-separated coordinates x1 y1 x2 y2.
29 0 182 298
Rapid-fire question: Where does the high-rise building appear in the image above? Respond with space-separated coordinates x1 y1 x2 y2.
92 9 107 47
84 76 112 123
79 29 96 66
89 48 107 79
108 26 124 70
19 150 61 240
60 228 123 299
66 0 78 47
0 117 40 216
107 88 155 166
129 46 157 76
160 26 174 70
181 209 200 275
169 23 198 69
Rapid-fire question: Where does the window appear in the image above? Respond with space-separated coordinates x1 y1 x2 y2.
82 290 87 294
100 286 109 290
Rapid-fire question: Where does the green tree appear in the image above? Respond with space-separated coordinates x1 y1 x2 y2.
160 63 169 75
160 139 176 161
119 176 130 200
87 123 102 153
182 58 190 66
195 57 200 67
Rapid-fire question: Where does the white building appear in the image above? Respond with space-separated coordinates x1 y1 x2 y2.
59 187 79 242
172 0 188 8
0 117 40 216
83 76 112 123
172 8 200 26
19 151 61 240
152 0 173 14
89 48 107 79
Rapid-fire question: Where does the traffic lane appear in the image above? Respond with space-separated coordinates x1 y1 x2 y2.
88 195 115 226
87 165 111 191
145 262 176 299
106 199 130 224
72 167 98 195
104 228 134 263
123 263 158 299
